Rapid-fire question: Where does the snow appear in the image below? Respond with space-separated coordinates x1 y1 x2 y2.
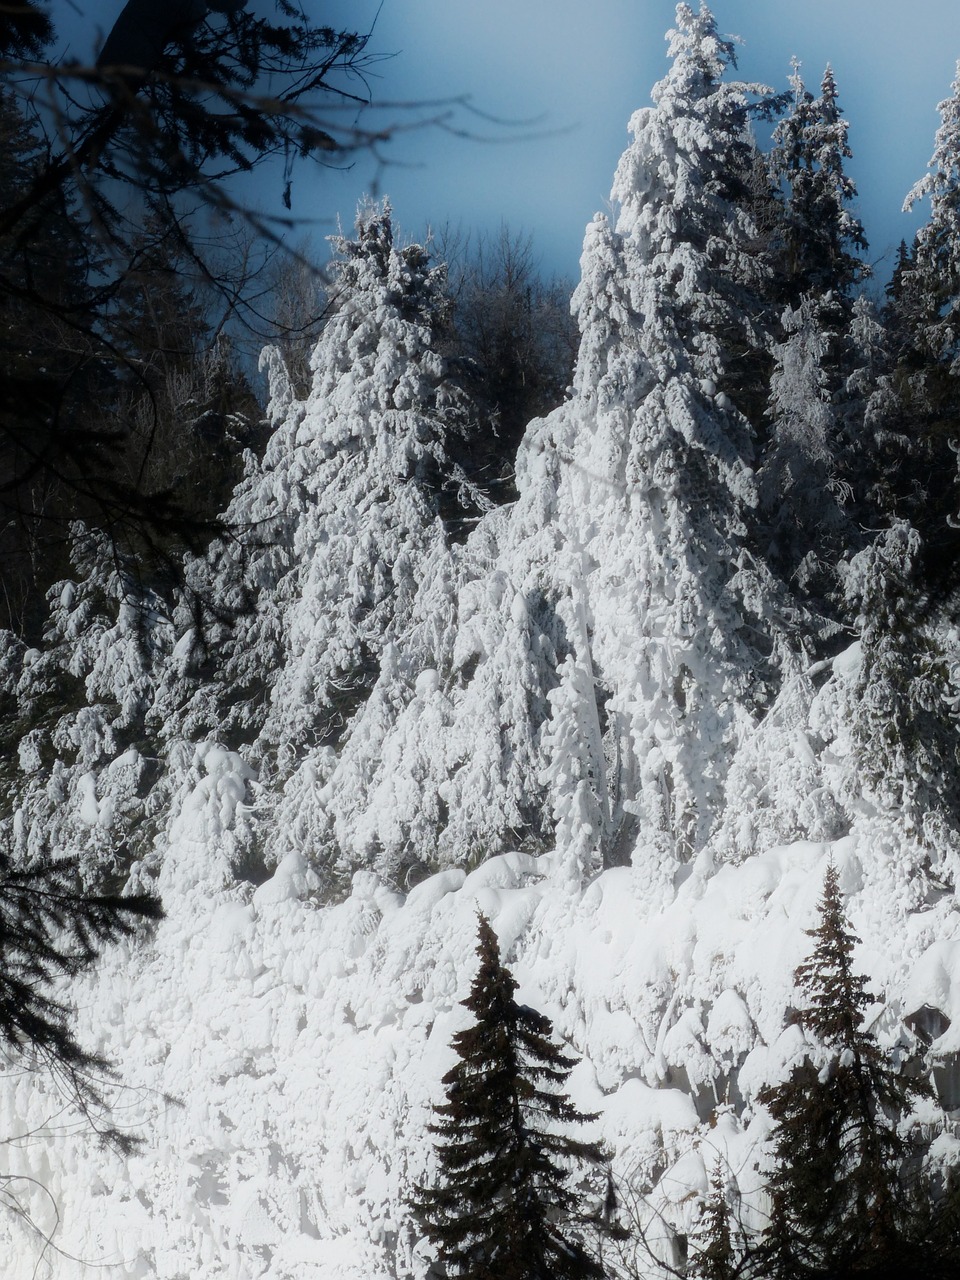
4 655 960 1280
4 758 948 1279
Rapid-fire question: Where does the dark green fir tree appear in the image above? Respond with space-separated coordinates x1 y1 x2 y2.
769 61 869 306
412 912 613 1280
688 1158 741 1280
757 863 949 1280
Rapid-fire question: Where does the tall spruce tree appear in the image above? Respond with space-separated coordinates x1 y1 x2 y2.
769 62 869 305
837 523 960 881
547 2 801 889
760 63 869 594
413 913 612 1280
757 863 940 1280
163 199 489 887
174 200 481 750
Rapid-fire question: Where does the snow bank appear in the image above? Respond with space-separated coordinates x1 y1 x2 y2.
0 750 954 1278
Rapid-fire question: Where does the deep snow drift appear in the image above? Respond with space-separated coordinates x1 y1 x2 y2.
3 736 959 1278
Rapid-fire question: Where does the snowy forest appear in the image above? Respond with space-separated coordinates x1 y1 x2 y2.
5 0 960 1275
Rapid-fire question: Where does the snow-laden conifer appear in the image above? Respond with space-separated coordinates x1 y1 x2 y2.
711 656 846 864
889 64 960 552
760 64 868 592
540 650 608 886
760 297 852 590
1 526 173 888
837 295 902 523
307 408 572 884
836 523 960 882
291 568 462 891
168 202 483 855
905 61 960 370
537 3 802 886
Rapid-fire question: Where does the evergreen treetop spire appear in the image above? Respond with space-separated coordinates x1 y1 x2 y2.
904 60 960 365
659 3 739 100
770 58 868 302
793 860 871 1049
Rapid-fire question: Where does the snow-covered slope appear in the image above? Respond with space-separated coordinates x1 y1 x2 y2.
4 720 959 1277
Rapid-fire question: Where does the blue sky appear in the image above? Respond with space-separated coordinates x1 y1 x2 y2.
63 0 960 284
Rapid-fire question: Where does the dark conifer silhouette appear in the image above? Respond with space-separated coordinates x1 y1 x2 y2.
769 62 869 306
413 912 612 1280
688 1158 740 1280
0 847 162 1147
757 863 946 1280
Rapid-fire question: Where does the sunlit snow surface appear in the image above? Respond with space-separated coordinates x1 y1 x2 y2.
2 720 959 1277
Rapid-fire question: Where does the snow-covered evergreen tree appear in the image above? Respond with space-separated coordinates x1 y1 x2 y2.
539 2 802 889
837 523 960 883
769 62 869 305
165 201 484 857
760 64 868 591
760 296 850 588
904 61 960 371
893 63 960 549
837 295 902 525
1 526 173 889
540 648 609 887
301 394 574 885
315 539 564 886
284 549 465 890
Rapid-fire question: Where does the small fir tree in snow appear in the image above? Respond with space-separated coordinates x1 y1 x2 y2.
413 913 612 1280
758 863 935 1280
687 1159 741 1280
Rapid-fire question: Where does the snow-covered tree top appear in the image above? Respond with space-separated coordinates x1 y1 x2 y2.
770 59 868 299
